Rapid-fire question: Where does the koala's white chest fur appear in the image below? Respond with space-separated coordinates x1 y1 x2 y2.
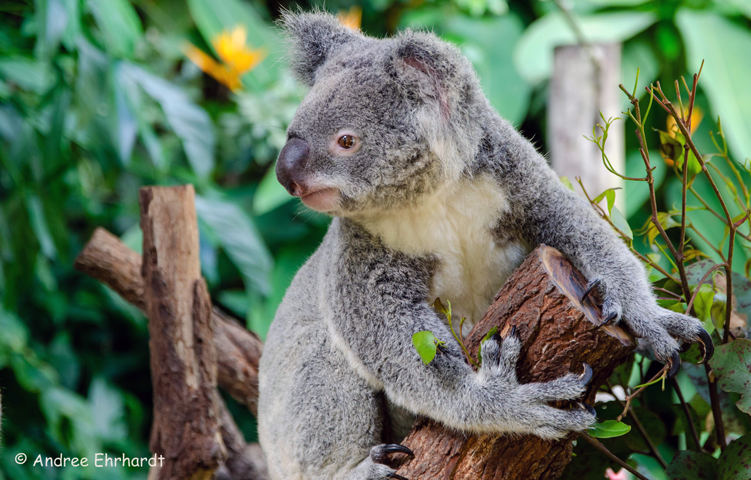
360 176 528 333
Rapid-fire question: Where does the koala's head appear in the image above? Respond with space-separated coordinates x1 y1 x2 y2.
276 11 484 216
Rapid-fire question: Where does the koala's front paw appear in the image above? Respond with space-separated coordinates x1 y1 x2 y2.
480 332 597 440
584 278 714 377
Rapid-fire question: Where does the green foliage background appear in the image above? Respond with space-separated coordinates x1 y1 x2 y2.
0 0 749 478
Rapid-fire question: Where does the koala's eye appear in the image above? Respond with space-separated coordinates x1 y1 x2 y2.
338 135 356 149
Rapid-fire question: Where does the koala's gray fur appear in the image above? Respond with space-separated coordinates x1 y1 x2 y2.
258 11 708 480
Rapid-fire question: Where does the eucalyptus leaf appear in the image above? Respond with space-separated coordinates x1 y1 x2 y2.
610 206 632 239
412 330 438 365
588 420 631 438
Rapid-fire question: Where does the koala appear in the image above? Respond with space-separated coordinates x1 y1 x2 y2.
257 11 713 480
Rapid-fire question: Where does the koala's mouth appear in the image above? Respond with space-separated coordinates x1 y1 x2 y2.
300 187 340 212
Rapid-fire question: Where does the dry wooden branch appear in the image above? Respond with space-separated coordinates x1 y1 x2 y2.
395 245 636 479
140 185 226 479
74 227 262 417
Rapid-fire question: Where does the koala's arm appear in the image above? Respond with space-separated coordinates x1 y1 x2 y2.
327 221 594 440
494 124 710 365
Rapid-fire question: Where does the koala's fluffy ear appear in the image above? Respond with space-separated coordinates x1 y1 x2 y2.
279 11 363 86
386 32 460 115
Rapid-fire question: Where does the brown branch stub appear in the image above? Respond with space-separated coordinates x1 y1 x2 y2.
396 245 636 479
74 227 262 416
140 185 226 479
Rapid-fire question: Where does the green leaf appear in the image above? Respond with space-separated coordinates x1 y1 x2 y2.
25 194 57 260
610 206 632 239
254 165 292 215
594 188 618 215
588 420 631 438
708 338 751 415
0 308 29 352
686 260 751 325
87 0 143 58
677 10 751 166
432 297 450 316
559 176 575 191
121 63 216 178
88 377 127 442
412 331 438 365
35 0 69 59
195 196 272 295
718 433 751 480
514 11 656 85
0 56 53 93
669 403 703 450
667 451 717 480
693 284 715 334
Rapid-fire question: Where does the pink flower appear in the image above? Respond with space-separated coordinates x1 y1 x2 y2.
605 468 629 480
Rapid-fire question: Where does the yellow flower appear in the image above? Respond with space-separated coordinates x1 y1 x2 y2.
338 6 362 31
184 26 265 91
212 26 266 73
661 106 704 167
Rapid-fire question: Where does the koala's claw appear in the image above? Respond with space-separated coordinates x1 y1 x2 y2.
371 444 414 465
382 445 414 457
580 402 597 417
597 312 618 329
579 363 593 386
509 325 518 338
666 350 681 378
581 279 602 303
697 328 714 363
387 474 408 480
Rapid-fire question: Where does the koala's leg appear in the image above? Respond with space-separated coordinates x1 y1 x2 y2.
259 317 412 480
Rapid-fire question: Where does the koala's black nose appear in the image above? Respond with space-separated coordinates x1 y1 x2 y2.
276 137 310 197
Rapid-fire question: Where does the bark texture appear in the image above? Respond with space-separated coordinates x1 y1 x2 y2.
74 227 262 416
140 185 226 480
395 245 636 480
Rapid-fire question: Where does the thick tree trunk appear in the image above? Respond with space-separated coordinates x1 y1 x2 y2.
140 185 227 480
395 246 636 479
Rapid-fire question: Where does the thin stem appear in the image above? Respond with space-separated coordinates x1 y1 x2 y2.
607 381 668 468
706 361 727 450
671 378 703 452
619 365 669 420
580 435 651 480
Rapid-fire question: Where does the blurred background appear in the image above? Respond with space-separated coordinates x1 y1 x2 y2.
0 0 749 478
